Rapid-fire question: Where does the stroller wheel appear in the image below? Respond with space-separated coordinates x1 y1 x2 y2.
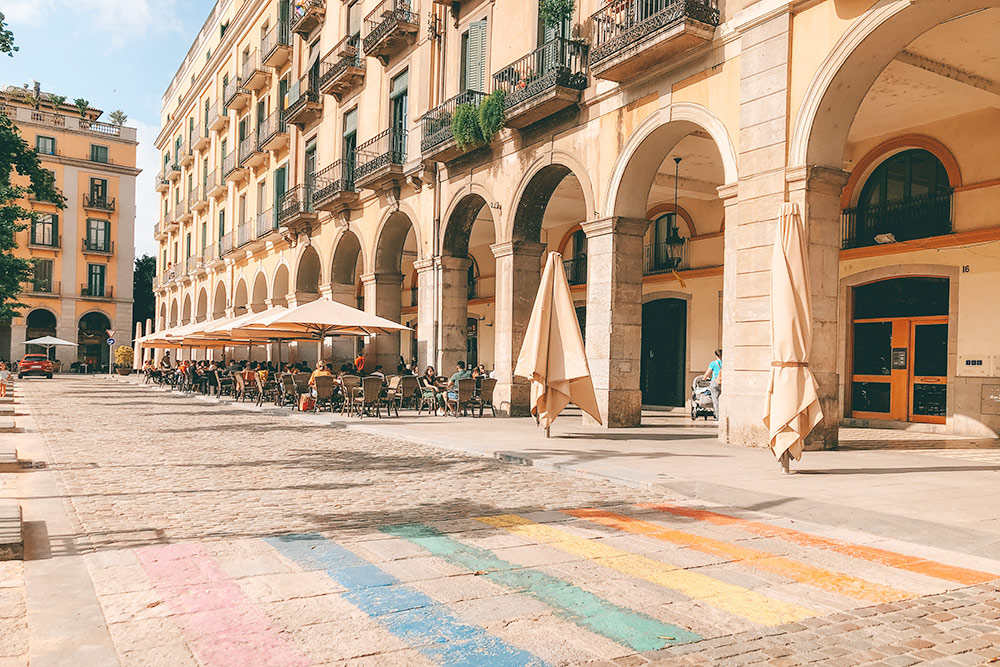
691 404 698 420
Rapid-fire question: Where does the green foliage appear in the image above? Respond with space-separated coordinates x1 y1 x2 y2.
0 12 16 57
478 90 506 144
132 255 156 332
109 110 128 127
47 94 67 110
73 98 89 118
451 103 483 152
114 345 134 368
0 113 67 320
540 0 574 31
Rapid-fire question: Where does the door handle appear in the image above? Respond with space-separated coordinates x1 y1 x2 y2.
916 378 943 383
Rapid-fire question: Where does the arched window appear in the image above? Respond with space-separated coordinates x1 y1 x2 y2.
564 229 587 285
845 149 952 249
645 213 686 274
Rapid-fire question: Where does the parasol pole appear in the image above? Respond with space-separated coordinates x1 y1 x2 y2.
780 451 791 474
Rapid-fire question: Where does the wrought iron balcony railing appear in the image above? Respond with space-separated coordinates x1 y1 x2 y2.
222 149 241 178
421 90 486 154
202 243 218 265
563 256 588 285
291 0 325 36
83 237 114 254
493 37 588 111
278 184 314 223
643 239 688 275
256 208 276 239
185 256 199 274
219 232 234 257
363 0 417 59
83 194 116 212
355 127 407 181
81 284 113 299
25 279 59 295
284 74 322 128
223 76 249 109
841 191 953 250
319 36 366 99
313 159 356 202
237 222 253 247
257 109 288 150
261 21 292 66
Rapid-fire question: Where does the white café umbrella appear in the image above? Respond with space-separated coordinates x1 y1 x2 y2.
763 203 824 473
22 335 78 357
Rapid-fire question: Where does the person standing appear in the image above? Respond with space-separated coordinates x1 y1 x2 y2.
702 349 722 420
0 362 10 398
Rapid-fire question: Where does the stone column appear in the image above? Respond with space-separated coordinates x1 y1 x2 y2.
717 183 739 439
787 165 849 450
413 258 437 370
361 272 404 372
438 255 471 373
491 240 545 416
582 216 647 427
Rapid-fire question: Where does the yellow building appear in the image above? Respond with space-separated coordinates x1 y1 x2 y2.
2 88 138 371
153 0 1000 442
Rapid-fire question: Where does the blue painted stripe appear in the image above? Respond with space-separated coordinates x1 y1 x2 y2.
266 534 548 667
383 523 701 652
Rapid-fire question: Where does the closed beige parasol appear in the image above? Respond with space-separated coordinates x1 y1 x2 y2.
763 203 824 472
515 251 601 433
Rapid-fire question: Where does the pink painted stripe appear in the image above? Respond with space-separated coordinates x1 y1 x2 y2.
136 543 309 667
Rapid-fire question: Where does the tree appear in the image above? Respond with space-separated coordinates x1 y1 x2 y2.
73 98 90 118
0 12 17 57
133 254 156 333
109 110 128 127
48 94 67 110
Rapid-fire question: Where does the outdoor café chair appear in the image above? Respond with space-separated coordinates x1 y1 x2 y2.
471 377 497 417
356 376 384 419
398 375 419 410
313 375 336 412
445 378 478 417
340 375 361 415
233 372 248 401
381 376 401 417
214 370 233 397
292 372 312 397
278 373 297 408
254 373 279 407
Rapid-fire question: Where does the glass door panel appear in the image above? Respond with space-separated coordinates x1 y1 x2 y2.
909 320 947 423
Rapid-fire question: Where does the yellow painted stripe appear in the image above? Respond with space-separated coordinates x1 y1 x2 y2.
476 514 817 626
565 509 912 604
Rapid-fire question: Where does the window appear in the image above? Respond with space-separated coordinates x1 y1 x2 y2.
218 209 226 239
343 108 357 183
461 20 487 92
86 219 110 252
89 178 108 207
36 135 56 155
390 71 408 160
846 149 953 249
273 165 287 225
90 144 109 163
32 259 54 293
31 214 57 246
347 1 361 42
201 222 207 250
87 264 106 297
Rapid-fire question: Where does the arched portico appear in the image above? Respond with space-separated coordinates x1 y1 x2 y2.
181 294 192 325
196 287 208 322
212 280 227 319
271 264 289 307
328 228 365 364
233 278 249 315
366 211 420 371
293 245 321 306
251 271 268 313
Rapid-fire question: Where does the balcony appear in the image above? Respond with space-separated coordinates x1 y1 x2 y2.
191 185 208 212
165 209 179 232
178 140 194 167
219 232 235 257
207 102 229 132
493 38 588 130
82 238 114 255
155 169 169 192
238 134 267 169
261 21 292 68
421 90 486 162
318 36 366 101
363 0 417 65
166 163 181 182
177 197 192 223
563 256 588 286
589 0 720 82
237 222 254 248
206 169 226 198
241 49 270 92
258 110 289 152
192 125 210 151
222 150 247 183
277 184 318 237
284 75 323 129
24 280 60 297
841 191 953 250
643 238 688 275
354 127 406 192
184 256 199 280
313 160 359 215
153 220 167 240
255 207 277 240
290 0 325 38
81 284 114 300
223 77 250 111
203 242 221 269
83 194 116 212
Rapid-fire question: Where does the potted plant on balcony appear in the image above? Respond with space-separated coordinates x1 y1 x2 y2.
451 103 483 151
478 90 506 144
114 345 134 375
540 0 574 38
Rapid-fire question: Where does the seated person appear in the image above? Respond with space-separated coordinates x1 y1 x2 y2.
308 361 332 388
445 361 473 411
369 365 386 379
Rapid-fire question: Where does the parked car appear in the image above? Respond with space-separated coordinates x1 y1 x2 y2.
18 353 53 379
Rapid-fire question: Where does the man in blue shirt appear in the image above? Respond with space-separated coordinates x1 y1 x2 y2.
702 349 722 420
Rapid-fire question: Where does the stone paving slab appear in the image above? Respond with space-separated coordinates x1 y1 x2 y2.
0 505 23 561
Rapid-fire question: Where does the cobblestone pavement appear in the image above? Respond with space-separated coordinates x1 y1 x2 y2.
14 377 1000 666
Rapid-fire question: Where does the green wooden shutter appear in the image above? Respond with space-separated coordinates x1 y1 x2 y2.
467 20 487 92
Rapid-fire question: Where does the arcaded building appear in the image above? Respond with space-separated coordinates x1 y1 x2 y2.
152 0 1000 444
2 89 138 371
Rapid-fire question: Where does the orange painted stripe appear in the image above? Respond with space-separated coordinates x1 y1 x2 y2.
565 509 911 603
641 504 998 586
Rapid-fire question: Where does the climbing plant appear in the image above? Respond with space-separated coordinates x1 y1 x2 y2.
478 90 506 144
540 0 574 32
452 103 483 151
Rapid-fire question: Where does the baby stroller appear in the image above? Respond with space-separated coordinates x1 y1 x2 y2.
691 377 715 420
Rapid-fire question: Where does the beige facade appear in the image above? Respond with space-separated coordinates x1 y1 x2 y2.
2 92 138 371
153 0 1000 442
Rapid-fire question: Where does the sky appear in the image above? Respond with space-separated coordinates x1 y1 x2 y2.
4 0 213 259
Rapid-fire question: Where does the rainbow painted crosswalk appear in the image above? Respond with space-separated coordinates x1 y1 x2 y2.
115 504 999 666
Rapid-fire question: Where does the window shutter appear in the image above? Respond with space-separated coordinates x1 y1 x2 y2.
467 20 487 92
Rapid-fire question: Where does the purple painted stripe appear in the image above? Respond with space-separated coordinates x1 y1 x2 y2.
136 542 309 667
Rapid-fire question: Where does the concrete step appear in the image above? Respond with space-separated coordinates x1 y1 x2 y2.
0 405 13 415
0 418 16 432
0 504 24 560
0 445 18 472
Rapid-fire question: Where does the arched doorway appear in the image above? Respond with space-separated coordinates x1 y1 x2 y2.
370 212 419 371
641 298 687 407
212 281 227 320
271 264 289 307
233 278 249 315
25 309 57 359
181 294 192 325
294 246 321 304
196 287 208 322
251 272 268 313
78 311 111 371
168 300 179 328
330 229 364 365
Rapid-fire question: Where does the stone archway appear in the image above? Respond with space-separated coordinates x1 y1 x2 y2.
233 278 249 315
25 308 57 359
271 264 289 307
329 229 364 364
78 311 111 370
212 280 227 319
293 246 321 304
169 299 179 328
158 303 167 331
181 294 192 325
196 287 208 322
367 212 421 371
251 272 268 313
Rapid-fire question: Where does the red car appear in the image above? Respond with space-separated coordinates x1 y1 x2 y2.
18 354 53 379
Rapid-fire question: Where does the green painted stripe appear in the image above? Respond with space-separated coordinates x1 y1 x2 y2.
382 523 702 652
